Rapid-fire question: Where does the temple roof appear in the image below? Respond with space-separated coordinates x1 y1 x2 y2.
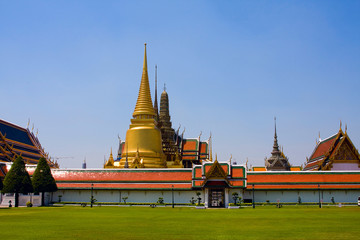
304 128 360 171
0 119 57 167
265 119 291 171
181 139 209 162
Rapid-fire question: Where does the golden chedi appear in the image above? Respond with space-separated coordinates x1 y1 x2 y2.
119 44 166 168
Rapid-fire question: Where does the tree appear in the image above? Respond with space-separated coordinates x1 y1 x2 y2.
32 157 58 206
2 156 33 207
232 192 239 205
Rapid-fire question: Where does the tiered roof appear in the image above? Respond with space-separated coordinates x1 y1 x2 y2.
304 128 360 171
264 119 291 171
181 139 209 163
0 119 57 167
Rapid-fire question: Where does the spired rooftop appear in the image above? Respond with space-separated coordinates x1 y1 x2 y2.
119 44 168 168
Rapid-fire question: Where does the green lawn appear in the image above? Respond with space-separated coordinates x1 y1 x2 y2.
1 205 359 239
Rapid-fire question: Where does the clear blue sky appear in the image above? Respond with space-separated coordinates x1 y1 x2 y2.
1 0 359 168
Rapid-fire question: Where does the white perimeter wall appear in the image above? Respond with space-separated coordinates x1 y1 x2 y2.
4 188 358 206
243 189 360 203
53 188 360 204
52 189 205 204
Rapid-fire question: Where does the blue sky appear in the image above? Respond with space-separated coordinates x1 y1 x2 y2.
1 0 359 168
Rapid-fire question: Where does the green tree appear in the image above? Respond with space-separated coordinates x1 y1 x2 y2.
32 157 58 206
2 156 33 207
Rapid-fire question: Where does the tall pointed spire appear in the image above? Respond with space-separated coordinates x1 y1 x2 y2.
272 117 280 154
133 43 155 118
154 64 159 122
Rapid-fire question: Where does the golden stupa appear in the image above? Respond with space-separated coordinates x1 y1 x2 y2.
118 44 166 168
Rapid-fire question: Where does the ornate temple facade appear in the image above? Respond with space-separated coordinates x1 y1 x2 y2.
105 44 210 169
0 119 57 167
303 126 360 171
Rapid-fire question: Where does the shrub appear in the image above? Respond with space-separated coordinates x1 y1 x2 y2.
196 192 202 205
26 201 33 207
157 197 164 204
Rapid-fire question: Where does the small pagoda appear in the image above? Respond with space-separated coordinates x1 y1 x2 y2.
265 118 291 171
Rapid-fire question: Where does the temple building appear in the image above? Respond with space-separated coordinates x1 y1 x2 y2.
0 119 57 167
264 119 291 171
105 44 209 169
303 125 360 171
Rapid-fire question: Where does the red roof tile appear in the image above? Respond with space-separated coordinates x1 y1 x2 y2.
310 135 337 160
183 140 197 151
199 143 208 154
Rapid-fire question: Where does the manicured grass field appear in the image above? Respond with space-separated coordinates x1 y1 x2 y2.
1 205 359 239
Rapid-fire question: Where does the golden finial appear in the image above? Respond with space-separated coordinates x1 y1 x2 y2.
318 131 320 140
215 153 218 162
209 132 213 162
133 44 155 118
27 118 30 129
345 124 347 134
340 120 342 130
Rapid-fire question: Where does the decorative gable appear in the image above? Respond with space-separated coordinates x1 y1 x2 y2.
205 160 227 179
332 138 360 161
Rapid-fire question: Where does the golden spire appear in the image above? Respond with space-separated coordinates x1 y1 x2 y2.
133 43 155 118
104 148 114 167
340 120 342 131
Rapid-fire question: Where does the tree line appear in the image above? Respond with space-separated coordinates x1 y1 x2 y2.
0 156 57 207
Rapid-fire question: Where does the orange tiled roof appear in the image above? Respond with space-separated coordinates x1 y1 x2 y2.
252 167 266 171
310 134 338 160
52 169 192 182
247 171 360 190
182 139 197 151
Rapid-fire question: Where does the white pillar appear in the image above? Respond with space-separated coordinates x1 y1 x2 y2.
225 188 229 207
204 188 209 208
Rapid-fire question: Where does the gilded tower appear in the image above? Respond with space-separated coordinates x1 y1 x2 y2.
119 44 166 168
